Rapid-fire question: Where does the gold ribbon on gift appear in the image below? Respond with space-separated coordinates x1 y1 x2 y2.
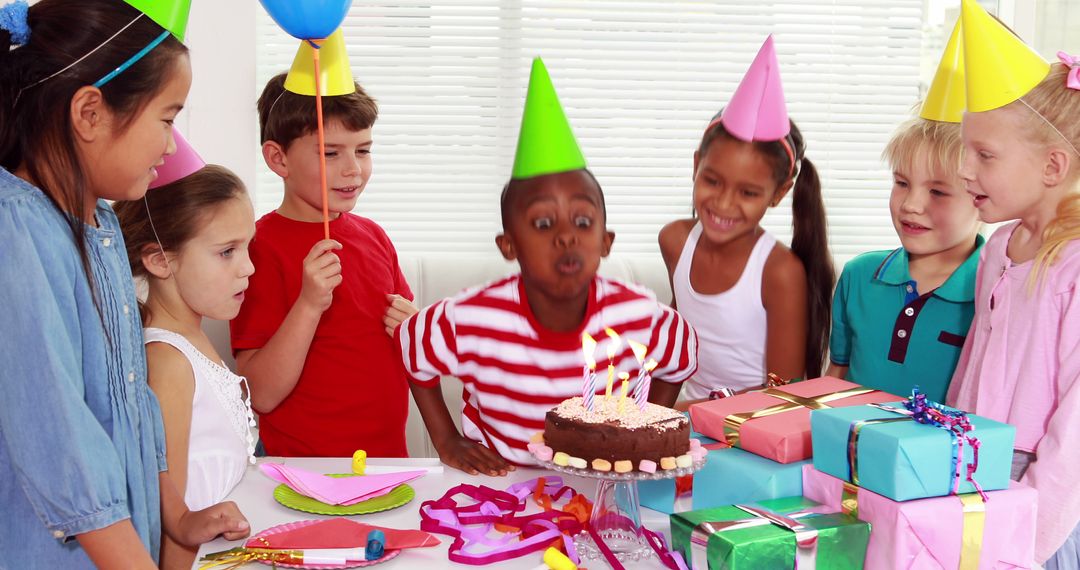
845 415 910 485
959 493 986 570
722 387 876 447
830 483 986 570
690 506 818 570
840 482 860 518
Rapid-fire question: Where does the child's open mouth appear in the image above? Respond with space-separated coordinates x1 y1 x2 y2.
900 221 929 235
556 255 583 275
706 211 739 231
333 186 360 197
970 193 988 208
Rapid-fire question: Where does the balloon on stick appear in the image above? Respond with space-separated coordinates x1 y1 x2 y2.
259 0 356 239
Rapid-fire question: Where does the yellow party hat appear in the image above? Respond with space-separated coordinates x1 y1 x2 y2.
961 0 1049 112
920 19 965 122
283 28 356 96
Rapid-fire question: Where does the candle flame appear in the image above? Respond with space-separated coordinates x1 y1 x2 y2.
619 371 630 381
627 339 648 364
645 359 658 372
604 327 621 359
581 333 597 368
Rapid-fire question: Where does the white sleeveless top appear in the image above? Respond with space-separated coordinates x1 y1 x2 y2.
144 328 255 511
673 222 775 398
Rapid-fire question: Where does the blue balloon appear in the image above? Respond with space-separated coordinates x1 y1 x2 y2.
259 0 352 40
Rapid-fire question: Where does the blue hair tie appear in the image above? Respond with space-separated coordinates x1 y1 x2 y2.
0 0 30 46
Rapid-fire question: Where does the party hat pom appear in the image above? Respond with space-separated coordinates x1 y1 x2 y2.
921 19 966 122
284 28 356 97
960 0 1049 112
150 129 204 189
719 35 790 142
511 58 587 180
0 0 30 46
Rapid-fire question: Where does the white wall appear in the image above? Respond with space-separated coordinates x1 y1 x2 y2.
178 0 258 193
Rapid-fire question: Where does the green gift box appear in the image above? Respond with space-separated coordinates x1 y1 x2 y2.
670 497 869 570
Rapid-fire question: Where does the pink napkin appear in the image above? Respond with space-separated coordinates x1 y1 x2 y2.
260 463 424 506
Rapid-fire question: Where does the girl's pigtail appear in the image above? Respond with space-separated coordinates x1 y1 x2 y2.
789 155 834 378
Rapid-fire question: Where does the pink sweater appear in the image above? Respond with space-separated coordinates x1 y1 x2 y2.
948 222 1080 563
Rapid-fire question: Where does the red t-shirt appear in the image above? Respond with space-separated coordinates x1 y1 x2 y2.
230 212 413 457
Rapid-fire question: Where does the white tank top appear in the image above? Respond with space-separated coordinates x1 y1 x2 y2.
673 222 775 398
144 328 255 511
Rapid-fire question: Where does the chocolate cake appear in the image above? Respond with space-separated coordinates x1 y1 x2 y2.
540 396 691 472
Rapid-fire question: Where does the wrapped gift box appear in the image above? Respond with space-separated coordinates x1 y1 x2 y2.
810 403 1014 501
640 442 808 514
689 376 904 463
801 465 1036 569
670 496 869 570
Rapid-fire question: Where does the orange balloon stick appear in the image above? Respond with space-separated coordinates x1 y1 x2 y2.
311 42 331 240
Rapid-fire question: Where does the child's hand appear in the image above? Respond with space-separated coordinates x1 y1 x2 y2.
435 434 515 476
175 501 250 546
383 294 419 336
299 239 343 313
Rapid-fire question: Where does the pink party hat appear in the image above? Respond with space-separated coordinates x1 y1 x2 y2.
150 129 205 189
718 35 790 142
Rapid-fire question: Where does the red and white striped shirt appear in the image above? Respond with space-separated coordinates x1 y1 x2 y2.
399 274 698 465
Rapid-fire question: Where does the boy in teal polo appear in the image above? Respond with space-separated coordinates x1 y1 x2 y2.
825 116 982 402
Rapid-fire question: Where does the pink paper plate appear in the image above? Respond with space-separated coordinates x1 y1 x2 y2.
252 520 401 569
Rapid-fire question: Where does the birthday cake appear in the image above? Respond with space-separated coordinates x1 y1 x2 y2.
531 396 701 473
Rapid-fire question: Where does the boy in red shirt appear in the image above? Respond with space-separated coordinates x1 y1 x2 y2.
230 34 417 457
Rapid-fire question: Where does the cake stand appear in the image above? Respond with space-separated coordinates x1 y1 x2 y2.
538 457 705 562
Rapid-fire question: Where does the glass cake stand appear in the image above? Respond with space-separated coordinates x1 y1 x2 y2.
538 457 705 562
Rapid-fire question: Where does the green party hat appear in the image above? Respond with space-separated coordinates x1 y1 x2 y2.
511 58 586 180
124 0 191 41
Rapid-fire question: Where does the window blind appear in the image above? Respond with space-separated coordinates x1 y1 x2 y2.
254 0 923 264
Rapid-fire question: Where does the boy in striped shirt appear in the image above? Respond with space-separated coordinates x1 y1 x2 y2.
397 59 697 475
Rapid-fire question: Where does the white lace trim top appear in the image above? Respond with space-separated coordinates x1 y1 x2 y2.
144 328 255 511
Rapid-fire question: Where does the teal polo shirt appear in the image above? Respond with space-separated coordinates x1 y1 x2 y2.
829 235 984 402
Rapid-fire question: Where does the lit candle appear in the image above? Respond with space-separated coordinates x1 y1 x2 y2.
618 372 631 414
581 333 598 411
635 360 658 410
627 340 649 410
604 328 621 403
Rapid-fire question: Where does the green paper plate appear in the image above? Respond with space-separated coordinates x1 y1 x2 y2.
273 473 415 516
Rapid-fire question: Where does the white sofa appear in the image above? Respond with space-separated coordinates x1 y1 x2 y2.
202 252 672 458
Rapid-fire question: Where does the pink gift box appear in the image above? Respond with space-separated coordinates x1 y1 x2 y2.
688 376 903 463
802 465 1037 569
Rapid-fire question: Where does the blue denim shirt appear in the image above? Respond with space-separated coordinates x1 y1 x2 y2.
0 168 167 566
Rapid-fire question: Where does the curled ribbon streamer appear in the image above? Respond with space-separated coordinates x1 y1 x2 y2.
1058 51 1080 90
420 476 685 569
419 477 592 566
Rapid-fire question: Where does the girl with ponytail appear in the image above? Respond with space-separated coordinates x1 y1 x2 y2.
659 36 834 407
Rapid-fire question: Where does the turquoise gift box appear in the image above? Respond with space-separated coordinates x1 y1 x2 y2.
810 403 1014 501
641 420 808 514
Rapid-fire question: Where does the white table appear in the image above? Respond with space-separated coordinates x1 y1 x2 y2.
194 457 675 569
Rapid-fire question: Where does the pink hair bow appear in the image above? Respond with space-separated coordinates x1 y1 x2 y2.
1058 51 1080 91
